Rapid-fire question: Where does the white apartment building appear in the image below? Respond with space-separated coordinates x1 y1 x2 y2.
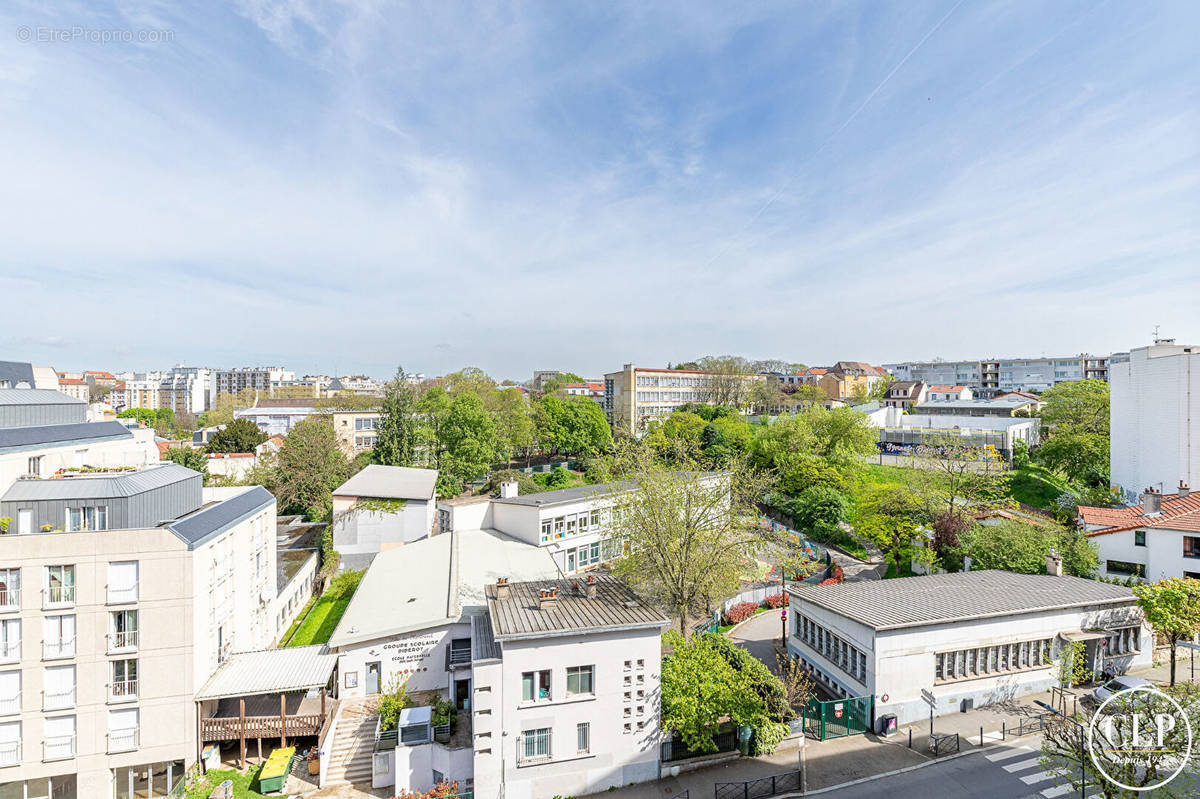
1080 485 1200 581
787 570 1152 727
158 368 212 416
0 464 276 798
886 354 1110 397
212 367 294 404
604 364 764 435
331 465 438 570
1109 341 1200 502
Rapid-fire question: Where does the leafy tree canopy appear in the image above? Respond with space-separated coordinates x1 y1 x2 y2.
205 419 267 454
1039 379 1109 436
163 445 208 479
956 519 1098 577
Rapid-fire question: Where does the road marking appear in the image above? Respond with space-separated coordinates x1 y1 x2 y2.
1002 757 1043 772
1021 770 1056 785
982 730 1005 743
1041 785 1072 797
986 746 1034 762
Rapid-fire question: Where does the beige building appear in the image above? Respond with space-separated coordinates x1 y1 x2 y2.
603 364 765 435
0 466 276 798
331 410 383 457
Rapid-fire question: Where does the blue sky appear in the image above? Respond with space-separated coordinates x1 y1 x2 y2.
0 1 1196 380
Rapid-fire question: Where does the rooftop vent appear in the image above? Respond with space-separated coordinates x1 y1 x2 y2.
1143 487 1162 516
499 480 519 499
586 574 598 599
495 577 510 600
1179 481 1190 500
538 586 558 610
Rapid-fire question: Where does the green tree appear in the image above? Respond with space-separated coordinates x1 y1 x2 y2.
438 393 499 496
533 395 612 457
1134 577 1200 686
789 485 851 539
417 386 453 470
205 419 268 454
443 367 496 398
487 388 535 463
117 408 157 426
700 416 754 466
162 445 209 480
955 520 1098 577
853 484 923 575
646 411 708 460
778 456 845 496
1036 431 1110 488
807 405 877 465
273 416 353 521
1040 379 1109 436
375 367 421 467
750 413 816 472
605 446 779 633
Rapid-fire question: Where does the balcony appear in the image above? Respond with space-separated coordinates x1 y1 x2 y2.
0 692 19 716
43 687 75 711
43 637 75 660
108 728 139 753
0 740 19 767
43 585 75 609
110 679 138 703
0 588 18 613
42 735 75 762
107 583 139 605
108 630 139 653
0 640 18 664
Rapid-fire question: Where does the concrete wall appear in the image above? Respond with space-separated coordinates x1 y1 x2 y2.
1111 344 1200 501
273 551 319 642
333 498 435 569
0 527 197 798
336 622 469 699
1094 526 1200 581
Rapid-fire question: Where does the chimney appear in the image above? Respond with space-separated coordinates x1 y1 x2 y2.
538 586 558 610
1143 488 1162 516
1179 481 1191 500
586 575 598 599
1046 548 1063 577
495 577 510 600
499 481 519 499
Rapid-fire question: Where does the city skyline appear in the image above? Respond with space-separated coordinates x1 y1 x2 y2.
1 1 1197 377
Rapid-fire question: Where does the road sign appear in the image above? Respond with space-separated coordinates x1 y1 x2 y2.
834 703 843 719
1179 642 1200 651
921 689 936 707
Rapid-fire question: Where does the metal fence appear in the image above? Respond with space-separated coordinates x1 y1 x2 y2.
714 770 801 799
803 695 873 741
1017 712 1051 736
661 729 737 763
929 732 960 756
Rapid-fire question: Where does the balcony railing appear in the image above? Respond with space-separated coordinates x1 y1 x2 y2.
108 630 139 653
446 646 472 669
107 583 139 604
0 740 19 767
0 693 19 716
43 688 76 711
108 728 139 753
110 679 138 702
43 637 75 660
0 640 18 663
0 588 18 612
43 585 75 608
43 734 75 762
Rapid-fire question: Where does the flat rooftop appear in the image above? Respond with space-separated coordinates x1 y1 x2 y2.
333 464 437 501
788 570 1136 631
487 576 669 641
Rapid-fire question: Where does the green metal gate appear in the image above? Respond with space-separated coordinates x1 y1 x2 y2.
802 695 873 740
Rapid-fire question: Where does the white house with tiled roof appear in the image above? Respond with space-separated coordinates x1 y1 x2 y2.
925 385 973 402
1079 484 1200 580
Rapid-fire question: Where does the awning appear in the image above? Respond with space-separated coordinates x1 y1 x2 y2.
1060 630 1108 642
196 645 337 701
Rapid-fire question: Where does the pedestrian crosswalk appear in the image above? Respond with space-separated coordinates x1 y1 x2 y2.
984 744 1105 798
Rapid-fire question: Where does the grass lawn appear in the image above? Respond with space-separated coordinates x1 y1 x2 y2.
718 606 770 634
1006 464 1069 511
183 767 265 799
284 571 364 648
277 595 318 646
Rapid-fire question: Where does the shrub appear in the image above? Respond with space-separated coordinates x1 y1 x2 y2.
752 721 791 755
724 601 759 625
378 678 410 731
764 593 788 609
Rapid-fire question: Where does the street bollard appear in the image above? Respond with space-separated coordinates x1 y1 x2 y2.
980 726 984 747
908 728 912 748
1002 721 1006 741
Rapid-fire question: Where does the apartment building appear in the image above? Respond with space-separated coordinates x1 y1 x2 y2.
1080 485 1200 580
886 354 1109 398
1109 341 1200 502
881 381 927 409
560 382 604 405
157 368 212 416
55 379 90 404
604 364 764 434
212 367 295 403
0 420 158 492
326 375 384 397
331 410 383 456
0 362 59 392
0 464 276 798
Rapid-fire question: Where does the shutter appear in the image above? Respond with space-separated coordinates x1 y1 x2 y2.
109 562 138 592
0 672 17 701
0 721 18 744
109 708 137 732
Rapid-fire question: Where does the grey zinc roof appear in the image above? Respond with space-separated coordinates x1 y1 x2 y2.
915 398 1034 411
196 645 337 700
333 464 437 501
472 613 501 661
0 389 85 407
1 463 198 502
487 576 669 640
166 486 275 549
0 421 132 452
491 480 634 508
0 361 36 389
788 570 1136 631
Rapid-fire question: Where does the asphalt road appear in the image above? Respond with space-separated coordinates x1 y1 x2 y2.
821 739 1110 799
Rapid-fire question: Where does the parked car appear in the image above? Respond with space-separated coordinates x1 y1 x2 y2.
1091 675 1154 704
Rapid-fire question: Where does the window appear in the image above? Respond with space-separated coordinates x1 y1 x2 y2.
1134 531 1146 547
1107 560 1147 577
44 615 75 659
540 519 552 543
43 714 75 760
521 727 551 762
43 665 75 710
0 671 17 719
112 659 138 700
0 720 18 767
27 456 42 476
45 565 75 606
355 417 376 430
110 610 138 651
107 561 138 604
521 670 550 702
108 708 138 753
576 722 590 753
1185 537 1200 559
0 569 17 610
1103 627 1141 656
935 638 1052 684
65 506 107 532
0 619 17 663
566 666 594 696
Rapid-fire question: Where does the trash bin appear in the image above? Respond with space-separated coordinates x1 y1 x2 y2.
878 714 898 736
738 725 753 755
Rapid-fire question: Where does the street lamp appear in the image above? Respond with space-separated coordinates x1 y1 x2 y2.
1034 700 1086 799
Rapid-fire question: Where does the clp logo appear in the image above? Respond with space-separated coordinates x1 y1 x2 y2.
1087 686 1193 792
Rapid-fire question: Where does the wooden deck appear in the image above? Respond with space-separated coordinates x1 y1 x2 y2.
201 714 324 741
